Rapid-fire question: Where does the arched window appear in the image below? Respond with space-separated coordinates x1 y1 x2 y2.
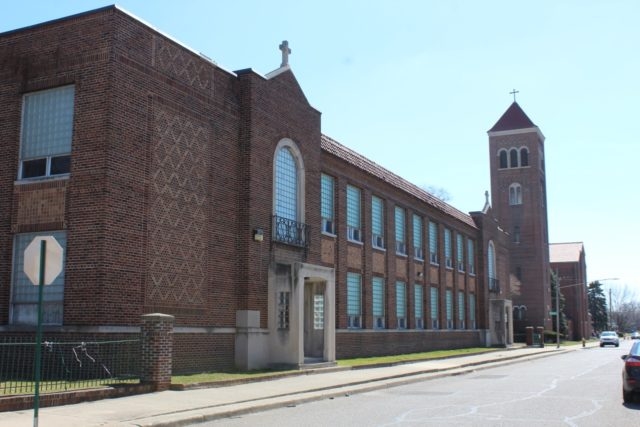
498 149 508 169
509 183 522 205
520 147 529 167
275 146 298 220
487 241 497 292
509 148 519 168
273 139 306 246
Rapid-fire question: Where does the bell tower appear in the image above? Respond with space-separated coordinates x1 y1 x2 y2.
488 100 552 335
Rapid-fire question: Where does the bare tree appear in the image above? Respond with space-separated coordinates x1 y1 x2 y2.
609 285 640 332
421 185 451 202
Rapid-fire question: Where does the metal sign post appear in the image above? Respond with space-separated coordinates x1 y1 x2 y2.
23 235 64 427
33 240 46 427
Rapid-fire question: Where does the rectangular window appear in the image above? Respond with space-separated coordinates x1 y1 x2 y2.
11 232 67 325
372 277 385 329
468 239 475 275
445 289 453 329
277 291 290 329
396 281 406 329
371 196 385 249
414 284 424 329
458 291 465 329
347 272 362 328
413 214 423 260
457 234 465 272
394 207 406 255
469 294 476 329
20 85 75 179
430 287 439 329
314 294 324 330
346 185 362 242
429 222 438 265
320 174 335 234
444 228 453 269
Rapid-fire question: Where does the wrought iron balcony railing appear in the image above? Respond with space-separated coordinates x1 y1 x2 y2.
272 215 309 248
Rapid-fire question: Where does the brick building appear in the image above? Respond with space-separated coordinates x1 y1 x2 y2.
550 242 590 340
1 6 574 373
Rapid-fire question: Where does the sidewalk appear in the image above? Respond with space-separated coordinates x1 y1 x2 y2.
1 343 596 427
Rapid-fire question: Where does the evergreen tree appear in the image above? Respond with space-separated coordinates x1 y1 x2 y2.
588 281 608 333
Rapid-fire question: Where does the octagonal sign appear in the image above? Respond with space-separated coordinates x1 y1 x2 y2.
24 236 64 286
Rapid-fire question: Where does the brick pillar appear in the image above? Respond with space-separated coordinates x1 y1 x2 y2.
140 313 174 391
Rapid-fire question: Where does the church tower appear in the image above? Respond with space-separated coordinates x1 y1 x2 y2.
488 101 552 336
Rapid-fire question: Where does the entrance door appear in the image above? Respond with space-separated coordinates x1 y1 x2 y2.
304 281 325 359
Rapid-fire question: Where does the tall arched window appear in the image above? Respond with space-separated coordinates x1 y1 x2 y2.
520 147 529 167
488 241 497 292
498 149 508 169
509 183 522 205
275 146 297 220
273 139 306 246
509 148 519 168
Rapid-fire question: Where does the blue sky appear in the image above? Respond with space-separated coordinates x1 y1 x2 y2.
3 1 638 295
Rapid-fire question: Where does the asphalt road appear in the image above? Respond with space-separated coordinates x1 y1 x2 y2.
206 341 639 427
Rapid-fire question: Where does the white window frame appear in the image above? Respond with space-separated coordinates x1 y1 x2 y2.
347 272 362 328
430 287 439 329
444 228 453 269
19 85 75 180
429 222 438 265
371 196 385 249
320 173 335 235
413 214 424 260
509 182 522 205
346 185 362 243
414 284 424 329
396 281 406 329
372 277 385 329
395 206 407 255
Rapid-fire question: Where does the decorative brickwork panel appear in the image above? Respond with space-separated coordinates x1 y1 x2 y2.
153 36 213 92
320 237 335 265
13 181 67 232
430 265 439 284
147 105 208 307
347 245 362 270
372 251 385 274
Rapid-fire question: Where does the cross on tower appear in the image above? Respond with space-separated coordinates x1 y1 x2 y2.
510 89 519 102
279 40 291 67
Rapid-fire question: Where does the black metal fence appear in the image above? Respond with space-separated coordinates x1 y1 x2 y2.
0 337 140 396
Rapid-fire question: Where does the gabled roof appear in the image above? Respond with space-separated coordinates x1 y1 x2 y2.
549 242 585 263
488 102 537 132
321 135 477 228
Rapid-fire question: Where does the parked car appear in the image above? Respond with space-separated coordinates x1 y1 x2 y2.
600 331 620 347
622 341 640 403
631 331 640 340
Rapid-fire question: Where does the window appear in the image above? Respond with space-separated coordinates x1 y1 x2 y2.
467 239 475 275
444 228 452 269
445 290 453 329
498 149 508 169
396 281 406 329
456 234 465 272
488 241 498 292
274 141 306 246
372 277 385 329
346 185 362 242
458 291 465 329
430 287 439 329
468 294 476 329
394 206 406 255
20 85 75 179
313 294 324 330
371 196 384 249
347 272 362 328
429 222 438 264
509 183 522 205
277 291 290 329
11 232 67 325
414 284 424 329
275 147 298 220
509 148 518 168
513 225 521 243
320 174 335 234
413 214 424 260
520 147 529 167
